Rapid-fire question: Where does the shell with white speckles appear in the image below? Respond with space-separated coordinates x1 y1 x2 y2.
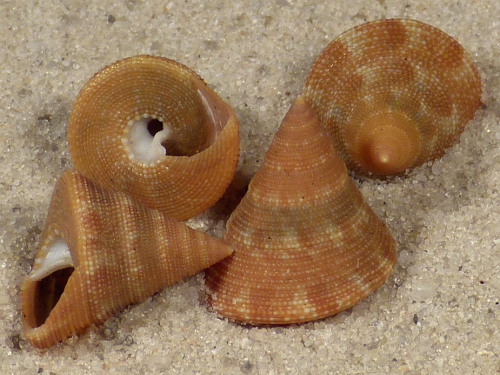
204 96 396 324
68 55 240 221
21 170 233 349
303 19 482 177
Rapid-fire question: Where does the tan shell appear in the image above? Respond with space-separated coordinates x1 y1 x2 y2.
68 55 239 221
205 96 396 324
303 19 482 177
21 170 233 349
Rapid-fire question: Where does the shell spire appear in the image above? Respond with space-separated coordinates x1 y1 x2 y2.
303 19 482 177
21 170 234 349
68 55 239 221
205 96 396 324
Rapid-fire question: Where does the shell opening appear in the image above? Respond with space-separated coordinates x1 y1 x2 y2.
127 116 172 164
29 267 74 328
25 237 75 328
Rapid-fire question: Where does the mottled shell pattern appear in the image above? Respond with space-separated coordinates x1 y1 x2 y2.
303 19 482 177
205 97 396 324
22 170 233 349
22 18 482 347
68 55 240 221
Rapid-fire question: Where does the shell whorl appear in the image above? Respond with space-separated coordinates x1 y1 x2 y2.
68 55 240 221
303 19 482 177
21 170 234 349
205 96 396 324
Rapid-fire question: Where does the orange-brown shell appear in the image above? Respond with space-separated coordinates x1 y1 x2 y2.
21 170 233 349
303 19 482 177
68 55 239 221
205 96 396 324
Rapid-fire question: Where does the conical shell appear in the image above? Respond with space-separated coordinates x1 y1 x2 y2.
68 55 239 221
205 96 396 324
303 19 482 177
21 170 233 349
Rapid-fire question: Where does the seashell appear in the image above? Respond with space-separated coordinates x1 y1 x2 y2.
205 96 396 324
303 19 482 177
68 55 240 221
21 170 233 349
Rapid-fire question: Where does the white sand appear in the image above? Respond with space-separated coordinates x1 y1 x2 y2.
1 0 499 374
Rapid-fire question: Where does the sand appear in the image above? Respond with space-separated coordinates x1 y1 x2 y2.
1 0 499 374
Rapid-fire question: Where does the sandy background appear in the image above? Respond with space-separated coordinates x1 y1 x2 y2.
1 0 499 374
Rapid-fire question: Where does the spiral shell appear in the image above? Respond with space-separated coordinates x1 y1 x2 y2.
303 19 482 176
68 55 240 221
21 170 233 349
205 96 396 324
